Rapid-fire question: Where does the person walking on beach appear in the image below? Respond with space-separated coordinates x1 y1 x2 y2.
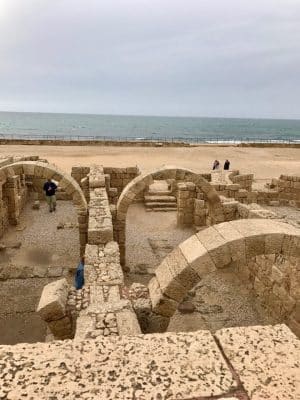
43 178 57 212
212 160 220 170
224 159 230 170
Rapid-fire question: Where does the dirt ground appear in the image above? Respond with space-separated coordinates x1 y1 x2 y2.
1 144 299 184
0 199 79 345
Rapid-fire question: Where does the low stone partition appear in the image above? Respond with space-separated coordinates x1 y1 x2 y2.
0 324 298 399
88 190 113 245
0 264 69 280
74 241 140 339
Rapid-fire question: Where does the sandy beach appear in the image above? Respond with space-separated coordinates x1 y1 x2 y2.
1 144 299 184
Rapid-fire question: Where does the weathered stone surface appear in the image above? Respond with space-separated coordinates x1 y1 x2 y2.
37 278 69 321
216 324 300 400
0 330 237 399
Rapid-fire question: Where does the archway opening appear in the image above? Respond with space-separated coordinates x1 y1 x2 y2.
0 161 87 344
144 219 300 337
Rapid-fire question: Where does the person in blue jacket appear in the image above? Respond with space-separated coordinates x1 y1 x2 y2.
75 258 84 290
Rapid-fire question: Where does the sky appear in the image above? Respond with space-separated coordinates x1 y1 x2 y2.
0 0 299 118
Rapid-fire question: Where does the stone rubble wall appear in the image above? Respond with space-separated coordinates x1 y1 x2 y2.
213 171 300 208
88 166 113 245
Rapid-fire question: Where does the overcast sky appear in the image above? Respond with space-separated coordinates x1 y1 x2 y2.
0 0 299 118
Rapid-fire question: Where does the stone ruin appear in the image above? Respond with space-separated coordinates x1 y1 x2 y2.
0 155 299 399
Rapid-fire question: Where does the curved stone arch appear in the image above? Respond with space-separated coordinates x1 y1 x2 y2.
116 165 224 265
148 218 300 330
0 161 88 254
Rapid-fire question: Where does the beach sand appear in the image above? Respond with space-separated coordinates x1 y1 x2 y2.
1 144 299 183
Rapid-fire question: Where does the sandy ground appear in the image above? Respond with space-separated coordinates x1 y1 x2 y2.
1 144 299 183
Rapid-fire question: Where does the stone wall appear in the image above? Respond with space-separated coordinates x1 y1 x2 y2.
0 174 28 232
214 172 300 208
177 182 208 227
228 170 254 191
103 166 140 198
38 164 141 340
277 174 300 207
237 253 300 337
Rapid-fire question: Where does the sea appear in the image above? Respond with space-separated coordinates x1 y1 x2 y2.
0 111 299 144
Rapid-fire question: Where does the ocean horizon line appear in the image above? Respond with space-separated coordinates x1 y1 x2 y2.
0 110 300 122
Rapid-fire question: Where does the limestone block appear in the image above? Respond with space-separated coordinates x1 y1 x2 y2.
156 248 199 302
48 316 72 339
196 226 232 268
116 309 141 335
216 324 300 399
148 277 179 317
179 235 216 277
85 244 99 264
37 278 69 321
214 222 246 264
155 259 189 302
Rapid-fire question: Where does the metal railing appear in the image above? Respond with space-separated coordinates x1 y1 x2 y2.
0 133 298 144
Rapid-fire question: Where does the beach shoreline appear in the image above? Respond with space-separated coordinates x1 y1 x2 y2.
1 143 299 184
0 138 300 148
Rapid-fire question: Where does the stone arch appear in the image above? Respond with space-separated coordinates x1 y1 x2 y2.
148 218 300 330
0 161 88 255
116 165 224 265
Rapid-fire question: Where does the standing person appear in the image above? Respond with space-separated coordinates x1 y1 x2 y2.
224 159 230 170
75 258 84 290
212 160 220 170
43 178 57 212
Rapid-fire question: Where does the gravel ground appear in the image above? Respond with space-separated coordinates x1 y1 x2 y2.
168 266 274 333
264 205 300 228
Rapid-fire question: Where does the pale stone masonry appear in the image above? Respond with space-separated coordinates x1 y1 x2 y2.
38 164 141 340
0 160 89 255
148 219 300 337
0 156 299 399
116 165 225 265
0 324 298 399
